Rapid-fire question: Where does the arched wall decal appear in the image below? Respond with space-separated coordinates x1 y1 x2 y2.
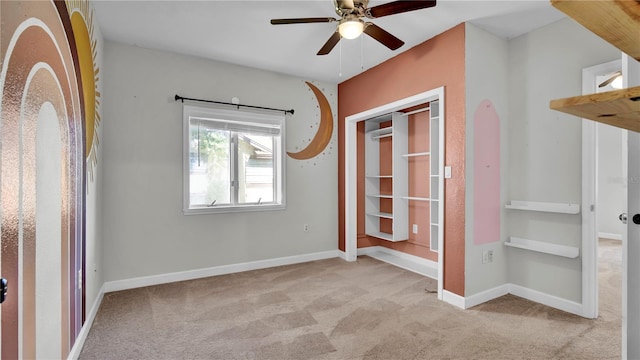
473 99 500 245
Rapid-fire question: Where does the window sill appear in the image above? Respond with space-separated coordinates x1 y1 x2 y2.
183 203 285 215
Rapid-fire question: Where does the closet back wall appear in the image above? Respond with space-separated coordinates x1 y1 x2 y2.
102 41 338 282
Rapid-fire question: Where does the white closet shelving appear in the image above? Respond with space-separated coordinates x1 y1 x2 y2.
363 99 443 249
365 112 408 242
429 101 442 252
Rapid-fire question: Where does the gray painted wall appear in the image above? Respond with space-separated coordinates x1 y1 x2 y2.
506 18 619 302
85 19 104 314
464 23 509 296
102 41 338 282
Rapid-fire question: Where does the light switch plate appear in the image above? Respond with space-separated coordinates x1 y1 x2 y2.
444 166 452 179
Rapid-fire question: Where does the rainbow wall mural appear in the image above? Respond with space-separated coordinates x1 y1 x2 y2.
0 0 100 357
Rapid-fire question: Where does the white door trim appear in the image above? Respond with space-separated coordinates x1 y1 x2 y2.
622 53 640 360
344 86 445 299
581 59 621 319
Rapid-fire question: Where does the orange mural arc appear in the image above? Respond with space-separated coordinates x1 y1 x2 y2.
287 81 333 160
68 0 101 180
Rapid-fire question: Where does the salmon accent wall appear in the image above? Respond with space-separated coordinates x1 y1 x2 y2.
338 24 466 296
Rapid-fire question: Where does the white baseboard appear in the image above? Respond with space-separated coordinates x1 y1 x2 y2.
443 283 583 317
598 232 622 241
443 290 466 309
67 284 106 360
464 284 510 309
509 284 584 316
103 250 340 293
337 250 347 260
357 246 438 279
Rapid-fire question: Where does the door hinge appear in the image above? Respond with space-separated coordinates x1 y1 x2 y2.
590 204 595 212
78 270 82 290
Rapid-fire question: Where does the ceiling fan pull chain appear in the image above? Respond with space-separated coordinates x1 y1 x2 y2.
361 34 364 70
339 40 343 77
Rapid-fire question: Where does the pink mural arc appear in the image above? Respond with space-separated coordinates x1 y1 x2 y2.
473 99 501 245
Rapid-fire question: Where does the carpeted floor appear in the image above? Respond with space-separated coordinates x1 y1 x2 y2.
79 239 621 359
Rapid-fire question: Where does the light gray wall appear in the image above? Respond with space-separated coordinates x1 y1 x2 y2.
464 23 509 296
102 41 338 282
507 18 619 302
85 18 104 313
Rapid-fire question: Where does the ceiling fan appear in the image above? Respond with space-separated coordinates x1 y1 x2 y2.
270 0 437 55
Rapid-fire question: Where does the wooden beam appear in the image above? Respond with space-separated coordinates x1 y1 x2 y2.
551 0 640 61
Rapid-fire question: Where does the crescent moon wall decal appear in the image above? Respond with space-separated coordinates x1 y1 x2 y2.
287 81 334 160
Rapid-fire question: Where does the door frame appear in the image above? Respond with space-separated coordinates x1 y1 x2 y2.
344 86 445 299
622 53 640 360
581 58 622 319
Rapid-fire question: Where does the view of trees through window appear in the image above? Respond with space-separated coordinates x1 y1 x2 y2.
189 125 274 207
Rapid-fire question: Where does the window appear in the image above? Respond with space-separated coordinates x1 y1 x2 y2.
183 105 285 214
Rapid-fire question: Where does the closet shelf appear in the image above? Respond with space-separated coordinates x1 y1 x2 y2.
367 127 393 140
367 194 393 199
367 231 407 242
551 0 640 62
549 86 640 132
504 237 579 259
402 196 430 201
367 212 393 219
402 152 430 158
505 200 580 214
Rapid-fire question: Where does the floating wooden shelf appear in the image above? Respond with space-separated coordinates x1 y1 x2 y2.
550 86 640 132
551 0 640 62
505 237 580 259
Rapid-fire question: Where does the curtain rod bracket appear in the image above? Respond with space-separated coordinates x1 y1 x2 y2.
175 94 294 115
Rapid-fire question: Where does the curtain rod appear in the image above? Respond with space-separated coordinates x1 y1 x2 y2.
175 94 294 115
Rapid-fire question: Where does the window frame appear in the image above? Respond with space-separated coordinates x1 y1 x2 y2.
182 104 286 215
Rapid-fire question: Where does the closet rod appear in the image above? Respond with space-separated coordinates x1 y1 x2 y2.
175 94 294 115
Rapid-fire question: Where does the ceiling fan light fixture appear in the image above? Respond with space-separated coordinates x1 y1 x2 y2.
338 19 364 39
611 75 623 89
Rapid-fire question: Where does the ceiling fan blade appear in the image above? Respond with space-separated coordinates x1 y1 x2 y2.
598 70 622 88
368 0 437 18
271 17 336 25
317 31 342 55
363 23 404 50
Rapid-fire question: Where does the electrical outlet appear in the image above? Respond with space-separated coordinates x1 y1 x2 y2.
482 250 494 264
304 224 309 232
412 224 418 234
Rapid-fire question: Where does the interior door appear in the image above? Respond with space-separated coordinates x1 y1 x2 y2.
624 54 640 360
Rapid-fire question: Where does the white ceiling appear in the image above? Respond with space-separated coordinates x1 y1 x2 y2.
93 0 566 84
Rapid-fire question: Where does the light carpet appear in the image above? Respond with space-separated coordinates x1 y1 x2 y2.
79 239 621 359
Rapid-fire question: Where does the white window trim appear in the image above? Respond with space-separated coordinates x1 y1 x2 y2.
182 104 286 215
